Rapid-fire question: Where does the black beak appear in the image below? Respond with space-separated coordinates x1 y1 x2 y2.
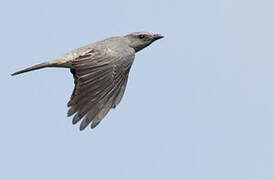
153 34 164 41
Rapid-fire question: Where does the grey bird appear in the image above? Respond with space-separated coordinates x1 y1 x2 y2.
12 32 164 130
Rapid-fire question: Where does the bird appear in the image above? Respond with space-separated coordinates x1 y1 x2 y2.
11 32 164 130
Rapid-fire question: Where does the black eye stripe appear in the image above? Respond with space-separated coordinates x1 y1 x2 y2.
138 35 145 39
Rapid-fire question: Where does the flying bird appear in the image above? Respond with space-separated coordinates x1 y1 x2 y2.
12 32 164 130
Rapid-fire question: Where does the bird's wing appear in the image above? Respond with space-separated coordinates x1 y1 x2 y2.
67 48 135 130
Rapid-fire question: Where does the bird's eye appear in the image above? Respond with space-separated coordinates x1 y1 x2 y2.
138 35 146 39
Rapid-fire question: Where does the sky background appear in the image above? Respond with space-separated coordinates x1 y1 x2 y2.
1 0 274 179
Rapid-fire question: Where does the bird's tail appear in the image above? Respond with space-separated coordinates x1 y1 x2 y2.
11 59 69 76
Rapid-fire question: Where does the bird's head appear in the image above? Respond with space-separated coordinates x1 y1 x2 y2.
124 32 164 52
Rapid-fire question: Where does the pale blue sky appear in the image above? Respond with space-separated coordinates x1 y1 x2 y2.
1 0 274 179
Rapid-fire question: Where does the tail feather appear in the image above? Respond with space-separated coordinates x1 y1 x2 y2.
11 59 69 76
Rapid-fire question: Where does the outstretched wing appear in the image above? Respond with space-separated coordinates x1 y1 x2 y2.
67 48 135 130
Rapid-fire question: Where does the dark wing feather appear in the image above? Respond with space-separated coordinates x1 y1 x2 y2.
67 48 135 130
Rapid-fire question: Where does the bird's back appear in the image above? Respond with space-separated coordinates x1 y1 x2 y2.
61 36 132 63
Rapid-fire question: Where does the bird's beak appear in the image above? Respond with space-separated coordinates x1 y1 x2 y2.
153 34 164 41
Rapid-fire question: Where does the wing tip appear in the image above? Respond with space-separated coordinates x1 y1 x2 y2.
80 121 88 131
90 121 100 129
